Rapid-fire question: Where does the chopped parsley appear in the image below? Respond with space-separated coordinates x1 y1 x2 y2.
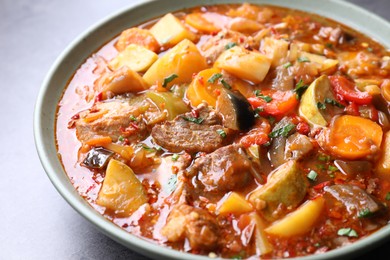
140 144 155 152
129 115 137 121
225 42 238 50
171 153 180 161
294 79 308 99
118 135 125 142
162 73 178 87
208 73 223 83
317 102 326 110
217 129 227 138
307 170 318 181
325 43 334 49
324 98 345 108
254 90 272 103
283 62 292 68
254 107 264 118
298 56 310 63
318 154 330 162
268 123 295 138
328 165 338 172
220 79 232 89
182 116 204 124
165 174 177 194
358 208 374 218
316 164 326 171
337 228 358 238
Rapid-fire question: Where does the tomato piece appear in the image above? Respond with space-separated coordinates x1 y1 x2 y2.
240 119 271 147
248 90 299 116
329 75 372 105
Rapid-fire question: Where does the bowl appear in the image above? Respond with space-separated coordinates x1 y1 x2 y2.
34 0 390 259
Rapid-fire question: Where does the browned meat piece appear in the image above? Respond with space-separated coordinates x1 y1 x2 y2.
324 184 385 217
161 204 220 251
284 133 314 161
75 99 148 143
249 160 308 221
200 30 259 64
317 27 343 43
151 104 229 153
186 144 259 192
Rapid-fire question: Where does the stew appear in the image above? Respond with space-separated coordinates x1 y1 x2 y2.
56 3 390 259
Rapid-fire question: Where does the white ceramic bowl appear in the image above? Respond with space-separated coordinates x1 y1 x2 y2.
34 0 390 259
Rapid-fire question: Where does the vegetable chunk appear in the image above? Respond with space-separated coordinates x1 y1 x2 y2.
143 39 207 88
249 160 308 221
214 46 271 84
325 115 383 159
217 192 253 215
150 13 197 47
96 159 148 217
265 196 325 237
376 131 390 177
109 44 158 72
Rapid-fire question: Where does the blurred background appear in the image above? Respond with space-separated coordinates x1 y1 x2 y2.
0 0 389 259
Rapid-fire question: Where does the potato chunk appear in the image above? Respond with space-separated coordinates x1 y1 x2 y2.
214 46 271 83
96 159 148 217
217 192 253 215
249 160 308 221
109 44 158 72
260 37 289 68
265 196 325 237
143 39 207 88
150 13 197 47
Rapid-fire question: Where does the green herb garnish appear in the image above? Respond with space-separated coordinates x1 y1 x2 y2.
386 192 390 201
325 43 334 49
307 170 318 181
129 115 137 121
171 153 180 161
324 98 345 108
294 79 308 99
337 228 358 237
220 79 232 89
328 165 338 172
217 129 227 138
162 73 178 87
317 102 326 110
358 208 373 218
318 154 330 162
118 136 125 142
182 116 204 124
165 174 177 194
269 123 295 138
208 73 223 83
298 56 310 63
254 90 272 102
225 42 238 50
283 62 292 68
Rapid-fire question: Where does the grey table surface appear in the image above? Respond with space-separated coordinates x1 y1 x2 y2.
1 0 390 259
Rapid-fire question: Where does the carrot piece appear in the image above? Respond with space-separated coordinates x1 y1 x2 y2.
185 13 220 33
326 115 383 159
84 136 112 146
115 28 160 52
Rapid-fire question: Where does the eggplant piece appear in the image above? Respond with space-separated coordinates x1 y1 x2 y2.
324 184 385 217
268 117 296 168
334 160 372 176
83 147 114 169
216 88 255 131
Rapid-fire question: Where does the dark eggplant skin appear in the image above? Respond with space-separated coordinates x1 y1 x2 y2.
216 88 255 131
83 147 114 169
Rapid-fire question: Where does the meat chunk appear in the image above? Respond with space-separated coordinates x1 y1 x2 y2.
186 144 259 192
284 133 314 161
75 99 148 143
249 160 308 221
161 204 219 251
151 104 229 153
325 184 385 217
200 30 259 64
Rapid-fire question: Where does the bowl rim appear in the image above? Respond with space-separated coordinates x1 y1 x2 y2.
34 0 390 259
